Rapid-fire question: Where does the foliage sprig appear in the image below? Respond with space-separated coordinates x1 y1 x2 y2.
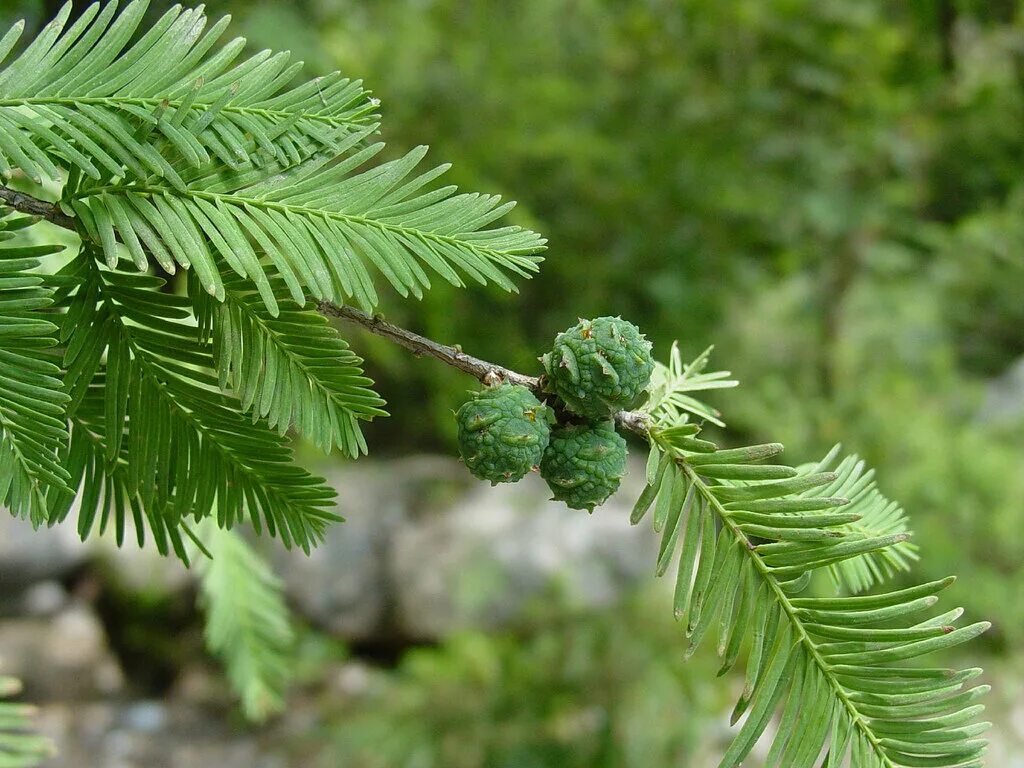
0 3 992 765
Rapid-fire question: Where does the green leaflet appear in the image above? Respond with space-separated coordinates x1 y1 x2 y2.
0 673 53 767
631 346 990 768
69 142 546 313
795 444 918 593
0 1 546 313
643 342 738 428
54 250 339 554
0 208 71 526
197 523 294 721
50 374 191 561
632 435 991 768
190 270 387 457
0 1 376 183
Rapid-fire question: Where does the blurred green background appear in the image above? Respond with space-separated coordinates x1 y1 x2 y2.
4 0 1024 765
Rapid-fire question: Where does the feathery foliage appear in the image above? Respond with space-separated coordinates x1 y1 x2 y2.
0 674 53 768
0 1 993 759
0 0 548 557
0 0 547 547
52 368 193 559
191 270 387 457
633 348 991 768
643 342 738 429
54 249 340 553
198 523 294 721
0 0 377 184
797 445 917 594
0 0 545 315
0 207 70 526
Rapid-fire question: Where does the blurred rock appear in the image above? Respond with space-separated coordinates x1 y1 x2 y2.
273 456 462 639
0 514 87 590
17 581 69 617
331 661 372 697
277 455 657 640
392 464 655 638
92 534 193 597
4 453 660 646
979 355 1024 424
0 603 123 700
37 701 286 768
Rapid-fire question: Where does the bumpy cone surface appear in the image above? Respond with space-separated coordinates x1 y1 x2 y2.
456 384 554 485
540 422 628 511
542 316 654 419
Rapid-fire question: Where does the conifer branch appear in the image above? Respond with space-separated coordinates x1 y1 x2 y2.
316 301 540 389
0 186 650 436
1 7 991 761
0 186 74 228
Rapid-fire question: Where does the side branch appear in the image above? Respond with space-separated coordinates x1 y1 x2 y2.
0 186 75 229
1 186 649 436
321 302 649 436
316 301 539 390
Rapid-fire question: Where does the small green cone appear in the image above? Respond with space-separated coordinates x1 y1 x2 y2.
540 421 628 511
542 316 654 419
455 383 554 484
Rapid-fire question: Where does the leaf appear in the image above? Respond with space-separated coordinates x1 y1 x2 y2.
0 207 71 525
73 139 546 312
644 343 738 429
47 370 191 562
0 1 378 185
190 270 387 457
0 674 54 767
55 249 340 552
0 2 546 312
631 424 991 767
796 444 918 593
198 522 294 721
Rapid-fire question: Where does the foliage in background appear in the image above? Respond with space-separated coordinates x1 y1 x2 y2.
0 0 1016 761
0 673 52 767
211 0 1024 647
317 590 721 768
198 524 295 721
6 0 1019 641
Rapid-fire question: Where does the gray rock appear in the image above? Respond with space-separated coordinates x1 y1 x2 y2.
0 603 124 700
5 449 661 644
273 456 465 639
91 533 193 597
36 701 286 768
979 356 1024 424
391 459 656 638
17 581 69 617
0 515 87 590
2 507 191 600
276 455 658 640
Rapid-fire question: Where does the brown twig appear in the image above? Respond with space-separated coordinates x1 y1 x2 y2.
2 185 650 437
0 186 76 229
317 301 540 390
